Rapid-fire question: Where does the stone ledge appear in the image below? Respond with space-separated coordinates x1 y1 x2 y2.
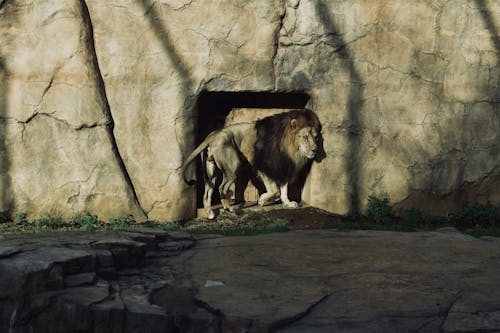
2 229 500 332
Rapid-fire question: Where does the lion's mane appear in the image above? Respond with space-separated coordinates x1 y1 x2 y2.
253 108 322 186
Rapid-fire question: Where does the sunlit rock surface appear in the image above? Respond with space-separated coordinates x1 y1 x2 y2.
0 0 498 220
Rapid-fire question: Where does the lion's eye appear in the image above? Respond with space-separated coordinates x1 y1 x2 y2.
304 135 309 142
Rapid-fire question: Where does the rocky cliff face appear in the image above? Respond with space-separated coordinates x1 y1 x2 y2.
0 0 498 221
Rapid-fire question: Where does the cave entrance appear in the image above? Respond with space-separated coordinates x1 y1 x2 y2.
194 91 311 214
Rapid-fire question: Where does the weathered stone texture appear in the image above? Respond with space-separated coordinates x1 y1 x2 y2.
0 0 498 220
275 0 500 213
2 228 500 332
0 0 145 220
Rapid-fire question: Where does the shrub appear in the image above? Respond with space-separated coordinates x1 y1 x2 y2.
365 195 392 222
448 202 499 227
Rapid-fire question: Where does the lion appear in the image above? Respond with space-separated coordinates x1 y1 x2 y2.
182 108 324 219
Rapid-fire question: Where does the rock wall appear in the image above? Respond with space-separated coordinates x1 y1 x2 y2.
0 0 498 221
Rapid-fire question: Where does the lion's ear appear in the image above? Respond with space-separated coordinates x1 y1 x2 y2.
290 118 297 129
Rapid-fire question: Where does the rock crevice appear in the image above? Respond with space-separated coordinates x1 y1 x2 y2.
79 0 147 219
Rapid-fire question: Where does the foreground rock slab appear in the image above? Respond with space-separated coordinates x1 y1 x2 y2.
1 228 500 332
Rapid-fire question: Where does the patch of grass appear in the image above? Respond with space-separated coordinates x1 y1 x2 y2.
107 215 135 230
365 195 392 223
400 208 447 230
31 210 66 232
161 221 182 231
142 220 182 232
2 199 499 239
70 212 101 232
185 219 248 236
185 217 290 236
401 208 423 228
14 211 28 224
261 217 290 233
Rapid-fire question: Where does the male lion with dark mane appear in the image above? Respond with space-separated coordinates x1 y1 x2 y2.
182 108 324 219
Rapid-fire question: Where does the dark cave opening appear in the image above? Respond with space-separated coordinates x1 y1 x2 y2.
194 91 311 209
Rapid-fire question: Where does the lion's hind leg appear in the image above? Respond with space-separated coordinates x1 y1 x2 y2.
211 139 240 213
219 174 236 212
202 148 219 220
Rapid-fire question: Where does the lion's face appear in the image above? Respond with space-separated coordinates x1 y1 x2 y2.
295 126 320 160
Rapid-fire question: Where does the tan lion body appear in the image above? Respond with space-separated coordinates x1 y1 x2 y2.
182 109 323 219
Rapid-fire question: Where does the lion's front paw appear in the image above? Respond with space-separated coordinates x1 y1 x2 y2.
283 201 299 208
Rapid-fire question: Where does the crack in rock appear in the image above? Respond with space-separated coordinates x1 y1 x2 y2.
17 112 109 142
439 290 464 331
78 0 147 219
268 294 331 332
36 76 54 111
272 1 287 89
145 0 197 13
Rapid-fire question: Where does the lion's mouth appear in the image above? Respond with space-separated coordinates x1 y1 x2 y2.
305 152 316 159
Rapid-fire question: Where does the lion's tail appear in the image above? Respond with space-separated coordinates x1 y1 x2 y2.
181 130 220 186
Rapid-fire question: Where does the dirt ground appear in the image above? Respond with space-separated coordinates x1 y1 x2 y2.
190 204 348 230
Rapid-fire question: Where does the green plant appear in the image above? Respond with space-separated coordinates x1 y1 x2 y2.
365 195 392 222
160 221 182 231
185 221 216 234
401 208 423 229
402 207 423 223
448 202 499 227
261 217 290 233
70 212 101 232
107 215 135 230
14 211 28 224
183 217 291 236
400 208 450 230
33 210 66 231
142 220 182 231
